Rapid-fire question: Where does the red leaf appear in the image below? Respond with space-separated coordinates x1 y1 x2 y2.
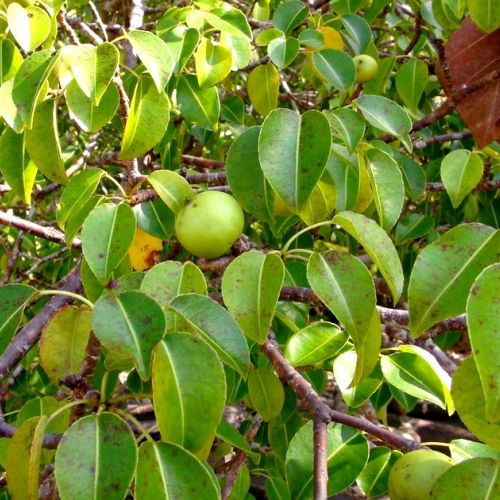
438 17 500 147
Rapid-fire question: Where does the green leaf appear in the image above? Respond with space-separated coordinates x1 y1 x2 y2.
1 39 23 85
286 421 369 499
153 334 225 458
62 43 119 105
441 149 484 208
326 147 359 211
169 294 251 377
312 49 356 90
135 441 220 499
12 50 58 129
381 346 452 411
127 30 173 91
298 29 324 49
120 75 170 160
452 356 500 449
148 170 195 214
284 321 348 367
160 26 199 76
430 457 500 498
400 156 426 200
468 0 500 32
341 14 372 53
56 168 104 229
222 250 284 344
0 127 37 203
247 63 279 117
409 223 500 337
226 127 274 222
395 59 428 112
17 396 70 438
197 7 252 40
259 108 331 211
7 4 51 52
0 284 36 354
54 413 137 500
216 420 260 462
332 212 404 303
134 198 174 240
39 305 92 385
467 263 500 421
266 476 291 500
221 95 245 124
395 214 434 244
65 80 119 133
268 37 299 69
325 108 365 153
449 439 500 462
365 148 404 231
298 178 337 225
220 31 251 69
363 55 395 95
195 37 233 88
272 0 308 34
81 203 137 284
6 416 47 500
176 74 220 131
65 195 104 246
93 291 166 380
432 0 462 29
357 446 399 497
0 78 24 132
248 363 284 421
25 99 67 184
355 95 412 137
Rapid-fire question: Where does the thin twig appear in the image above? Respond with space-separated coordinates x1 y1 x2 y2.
313 418 328 500
403 13 422 55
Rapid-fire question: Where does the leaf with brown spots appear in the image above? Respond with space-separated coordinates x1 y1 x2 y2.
438 17 500 147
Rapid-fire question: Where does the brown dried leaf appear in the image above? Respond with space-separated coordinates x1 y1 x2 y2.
438 17 500 147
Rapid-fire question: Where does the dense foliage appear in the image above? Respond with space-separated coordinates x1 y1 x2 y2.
0 0 499 498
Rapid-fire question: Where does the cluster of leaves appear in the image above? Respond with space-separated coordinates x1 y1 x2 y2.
0 0 499 498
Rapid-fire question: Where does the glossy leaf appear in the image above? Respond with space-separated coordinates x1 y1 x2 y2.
65 195 104 246
7 4 51 52
441 149 484 208
325 108 365 153
176 74 219 130
259 108 331 211
93 291 165 380
273 0 308 34
63 43 118 104
355 95 412 138
65 80 119 133
135 441 220 499
298 178 337 225
226 126 274 222
284 321 348 367
396 59 428 112
395 214 434 244
266 476 291 500
148 170 194 214
216 420 260 462
409 223 500 337
365 148 404 231
6 416 47 500
286 421 369 499
195 7 252 40
312 49 356 90
153 334 225 458
0 127 37 203
467 263 500 421
56 168 104 229
222 250 284 344
430 457 500 498
195 37 233 88
247 63 279 117
268 37 299 69
12 50 58 129
39 305 92 385
357 446 399 497
25 99 67 184
468 0 500 33
169 294 251 377
0 39 23 85
449 439 500 462
54 413 137 500
127 30 173 91
81 203 136 284
333 211 404 303
133 198 174 240
0 78 24 132
341 14 372 53
248 364 284 421
120 75 170 160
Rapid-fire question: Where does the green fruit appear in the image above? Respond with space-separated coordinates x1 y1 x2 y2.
174 191 244 259
388 450 455 500
353 54 378 83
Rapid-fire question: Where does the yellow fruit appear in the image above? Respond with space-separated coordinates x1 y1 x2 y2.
128 227 163 271
388 450 455 500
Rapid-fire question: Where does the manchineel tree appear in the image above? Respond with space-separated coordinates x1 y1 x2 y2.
0 0 498 497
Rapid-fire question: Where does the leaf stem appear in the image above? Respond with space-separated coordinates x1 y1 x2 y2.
281 220 333 254
36 290 94 309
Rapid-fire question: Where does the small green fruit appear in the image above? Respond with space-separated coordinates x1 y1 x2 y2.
388 449 455 500
353 54 378 83
174 191 244 259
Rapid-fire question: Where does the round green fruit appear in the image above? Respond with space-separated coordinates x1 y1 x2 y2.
353 54 378 83
174 191 244 259
388 450 455 500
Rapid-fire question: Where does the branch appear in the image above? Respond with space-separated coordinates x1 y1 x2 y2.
413 130 472 149
426 180 500 192
403 13 422 55
313 418 328 499
0 265 82 381
261 337 421 451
